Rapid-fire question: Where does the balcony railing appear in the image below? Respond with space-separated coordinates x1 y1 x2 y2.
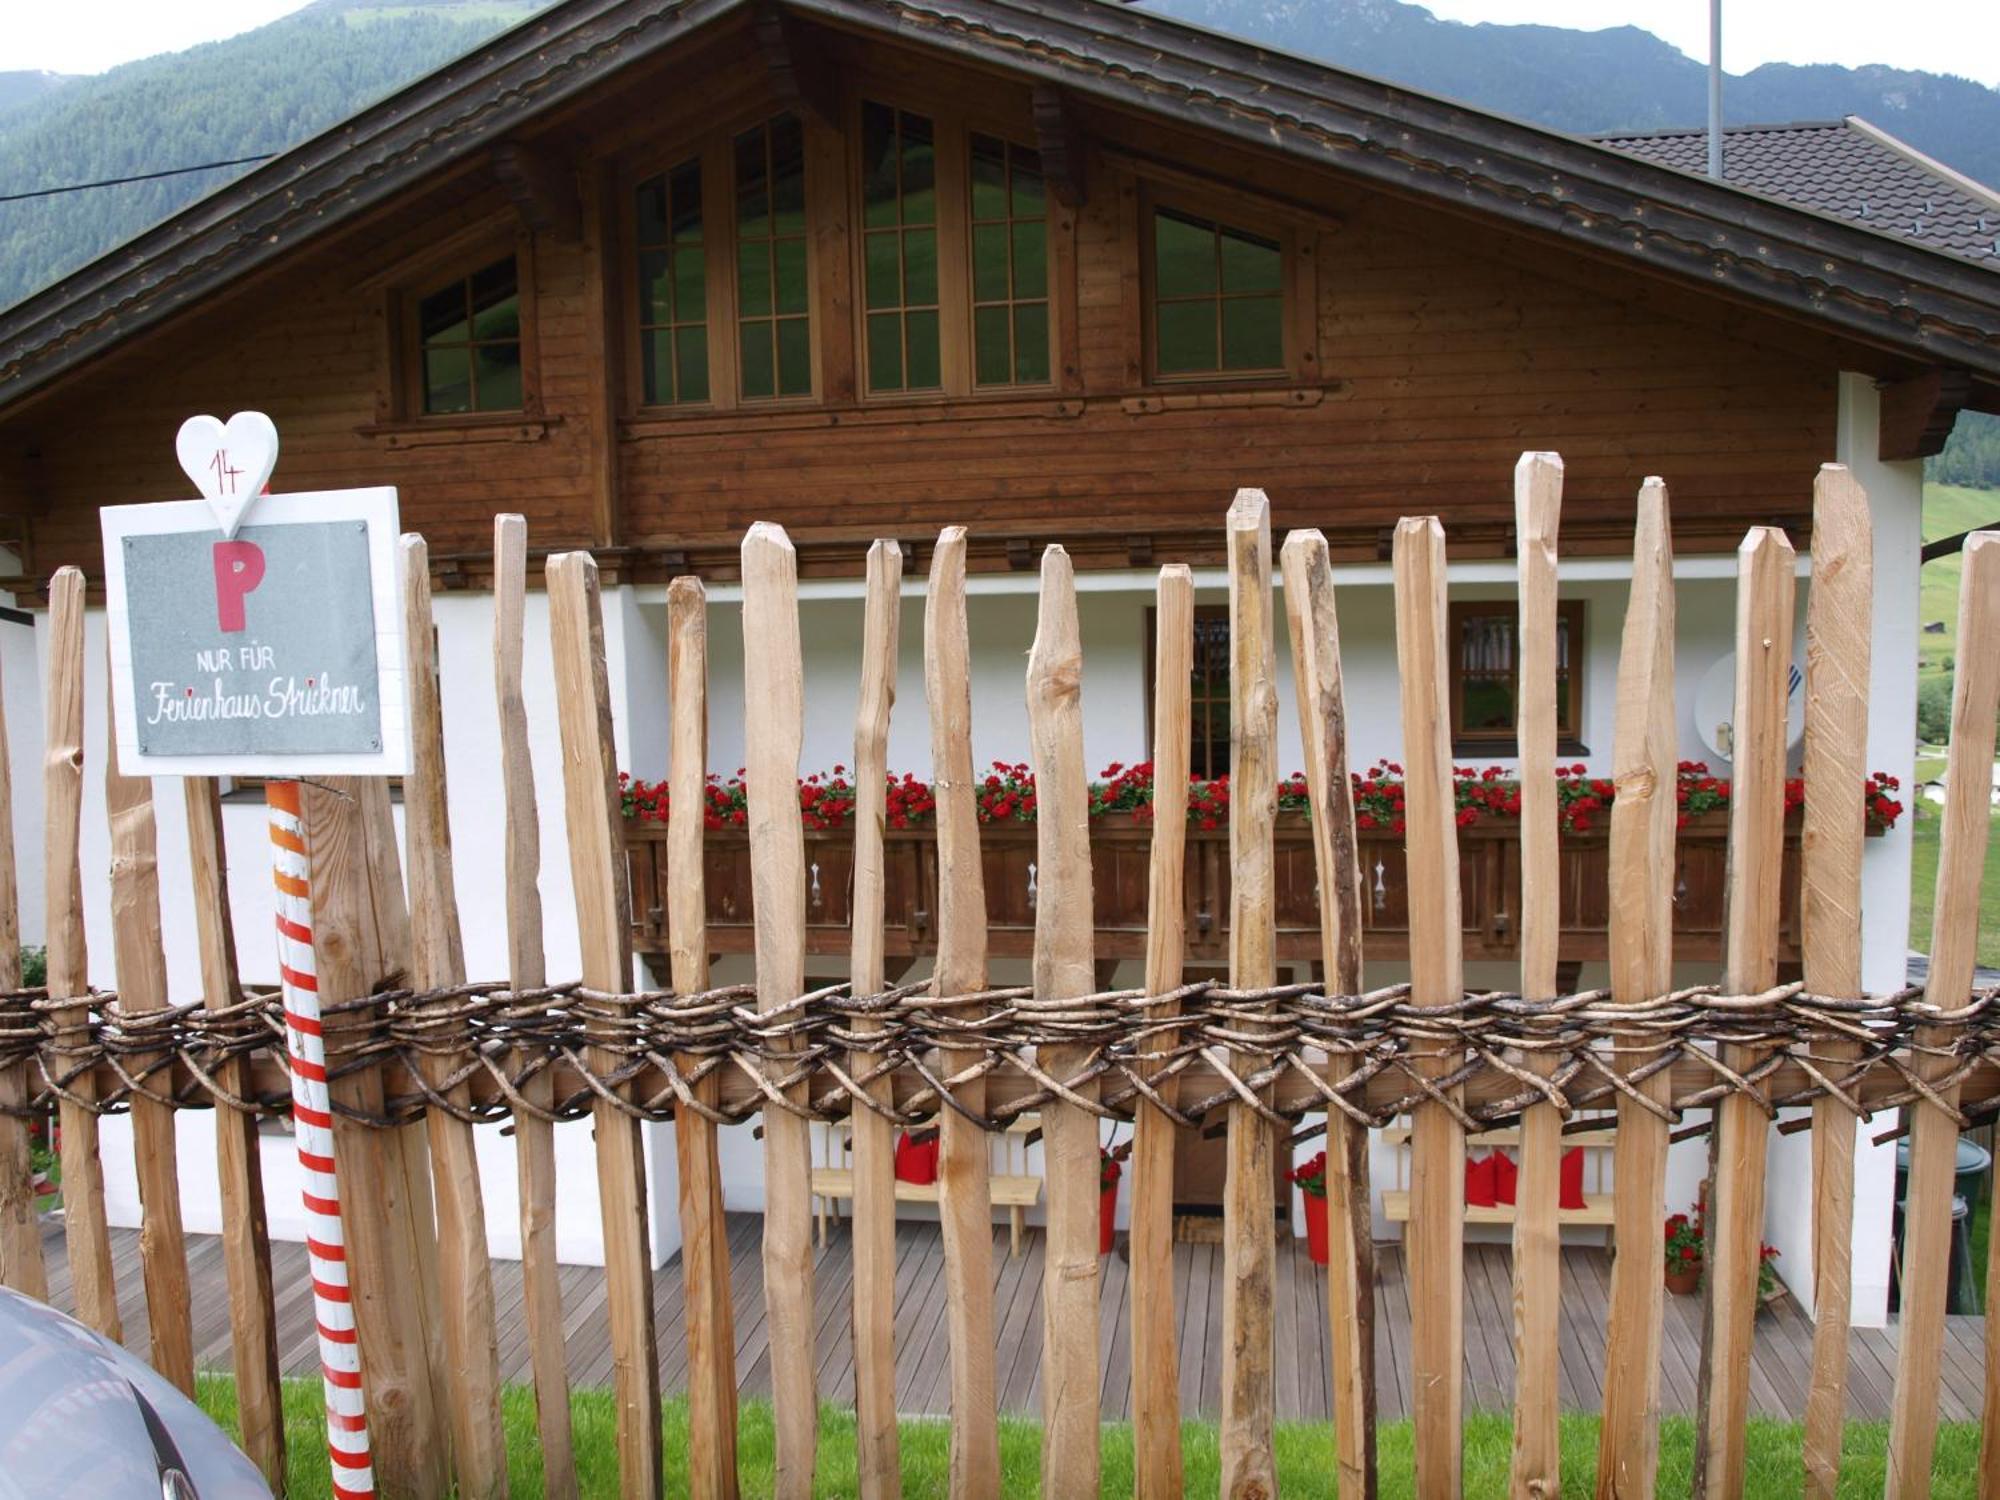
626 811 1832 971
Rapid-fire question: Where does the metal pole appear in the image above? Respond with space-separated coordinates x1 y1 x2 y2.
1708 0 1725 179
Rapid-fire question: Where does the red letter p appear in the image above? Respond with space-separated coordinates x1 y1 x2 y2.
213 540 266 633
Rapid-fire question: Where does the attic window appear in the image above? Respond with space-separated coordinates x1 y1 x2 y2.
861 101 941 394
635 157 709 405
415 256 522 415
1149 207 1283 378
735 112 812 400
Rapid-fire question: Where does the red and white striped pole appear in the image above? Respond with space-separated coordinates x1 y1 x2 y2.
266 780 375 1500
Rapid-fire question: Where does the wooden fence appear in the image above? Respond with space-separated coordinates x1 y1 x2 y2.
0 455 1997 1500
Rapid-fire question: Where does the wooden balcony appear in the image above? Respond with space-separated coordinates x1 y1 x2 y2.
626 811 1822 972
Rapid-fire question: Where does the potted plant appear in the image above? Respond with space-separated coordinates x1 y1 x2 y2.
1290 1151 1330 1265
1664 1207 1703 1294
1758 1242 1783 1303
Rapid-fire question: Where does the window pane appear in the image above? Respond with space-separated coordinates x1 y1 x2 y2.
472 292 519 344
734 126 769 238
974 305 1011 385
970 135 1008 220
899 113 935 224
1462 679 1515 732
674 247 706 322
1010 154 1045 218
424 346 471 413
738 241 771 316
670 160 703 244
1154 210 1216 297
740 322 774 398
676 327 709 403
1013 303 1049 384
474 343 522 410
1221 294 1282 370
1011 221 1046 299
903 228 937 306
866 312 902 392
418 283 467 344
773 237 808 316
470 256 517 311
769 113 805 234
776 317 811 396
1219 227 1281 293
639 249 673 323
861 102 898 229
972 224 1009 301
904 308 940 389
1157 299 1217 374
864 232 900 309
636 175 668 245
641 329 671 404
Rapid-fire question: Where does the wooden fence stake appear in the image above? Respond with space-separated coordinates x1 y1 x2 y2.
1594 480 1679 1500
44 566 118 1339
305 774 449 1500
1220 491 1279 1499
184 774 287 1491
925 525 1001 1499
1695 526 1797 1498
1280 529 1374 1500
1391 518 1464 1500
548 552 662 1498
1027 545 1102 1496
102 657 193 1393
849 541 903 1500
402 536 509 1498
1130 564 1192 1500
0 620 40 1302
1886 530 1999 1496
491 516 577 1500
1797 466 1870 1500
741 522 818 1499
667 574 740 1499
1509 452 1564 1498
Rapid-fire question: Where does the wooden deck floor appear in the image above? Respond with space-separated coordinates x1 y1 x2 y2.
39 1215 1987 1423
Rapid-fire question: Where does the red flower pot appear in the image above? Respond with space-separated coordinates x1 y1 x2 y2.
1100 1179 1119 1255
1665 1267 1701 1296
1302 1191 1329 1265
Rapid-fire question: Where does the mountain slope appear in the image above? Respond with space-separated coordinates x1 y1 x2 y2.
1142 0 2000 189
0 2 545 310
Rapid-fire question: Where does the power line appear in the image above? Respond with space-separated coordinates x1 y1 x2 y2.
0 153 275 205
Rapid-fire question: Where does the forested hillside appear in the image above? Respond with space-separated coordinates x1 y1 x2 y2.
0 1 543 310
1144 0 2000 189
1930 414 2000 491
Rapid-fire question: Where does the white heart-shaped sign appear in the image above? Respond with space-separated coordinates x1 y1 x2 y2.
176 411 279 537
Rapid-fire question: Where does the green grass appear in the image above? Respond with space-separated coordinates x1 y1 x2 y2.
1918 482 2000 683
1905 802 2000 970
193 1377 1986 1498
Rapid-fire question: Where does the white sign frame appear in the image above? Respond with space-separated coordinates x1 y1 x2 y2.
100 488 410 778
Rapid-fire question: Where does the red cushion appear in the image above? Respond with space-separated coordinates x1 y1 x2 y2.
1559 1147 1586 1210
1465 1153 1498 1207
895 1131 940 1185
1491 1152 1519 1206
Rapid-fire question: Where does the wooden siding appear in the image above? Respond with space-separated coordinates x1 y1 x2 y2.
0 25 1847 588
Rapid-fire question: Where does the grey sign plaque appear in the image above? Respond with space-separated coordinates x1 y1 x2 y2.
123 519 384 758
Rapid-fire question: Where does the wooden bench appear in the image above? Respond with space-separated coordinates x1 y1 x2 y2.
1380 1124 1618 1249
811 1114 1045 1257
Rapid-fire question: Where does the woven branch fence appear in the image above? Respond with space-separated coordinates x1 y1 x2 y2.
0 460 1997 1500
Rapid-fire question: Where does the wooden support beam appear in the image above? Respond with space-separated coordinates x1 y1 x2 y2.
756 4 838 125
1878 368 1972 462
0 604 40 1301
1031 84 1088 208
490 142 582 244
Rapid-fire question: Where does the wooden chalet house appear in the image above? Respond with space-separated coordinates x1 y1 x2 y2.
1 0 1997 1327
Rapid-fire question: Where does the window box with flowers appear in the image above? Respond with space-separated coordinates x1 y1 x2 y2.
620 761 1902 969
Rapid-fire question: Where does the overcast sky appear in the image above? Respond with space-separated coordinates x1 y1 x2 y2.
7 0 1999 86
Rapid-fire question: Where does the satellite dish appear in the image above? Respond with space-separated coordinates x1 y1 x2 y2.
1694 654 1804 762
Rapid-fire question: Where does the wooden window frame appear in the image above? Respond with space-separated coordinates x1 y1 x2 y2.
732 111 816 404
385 229 541 426
1448 598 1589 757
620 105 823 417
856 100 949 398
966 131 1054 392
1134 181 1317 392
1144 602 1232 782
632 153 712 408
848 88 1061 405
